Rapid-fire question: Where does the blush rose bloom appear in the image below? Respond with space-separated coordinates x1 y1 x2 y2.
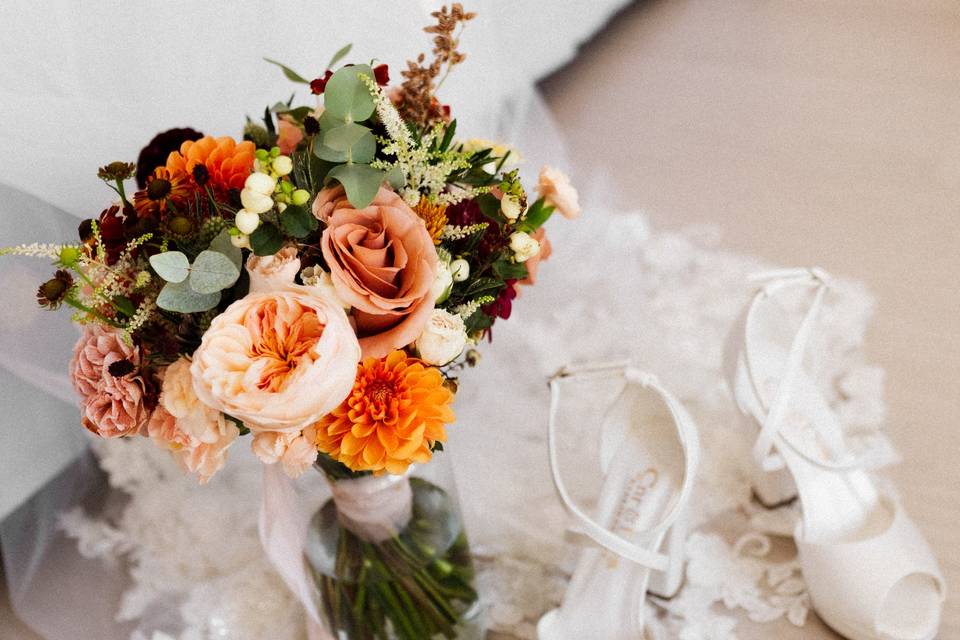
312 185 438 358
160 357 226 443
147 406 239 484
276 117 304 156
251 427 318 478
70 325 150 438
246 246 301 294
537 165 581 219
190 288 361 432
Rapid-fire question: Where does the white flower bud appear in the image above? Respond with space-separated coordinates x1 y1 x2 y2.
230 233 251 249
450 258 470 282
416 309 468 366
234 210 260 235
509 231 541 263
245 172 277 195
501 194 521 221
430 261 454 303
240 188 274 214
272 155 293 176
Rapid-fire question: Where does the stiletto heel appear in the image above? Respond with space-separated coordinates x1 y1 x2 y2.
726 267 946 640
537 363 700 639
750 459 797 509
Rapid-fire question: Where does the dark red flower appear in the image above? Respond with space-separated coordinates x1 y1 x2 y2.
373 64 390 85
446 198 504 256
135 127 204 189
483 280 517 321
310 70 334 95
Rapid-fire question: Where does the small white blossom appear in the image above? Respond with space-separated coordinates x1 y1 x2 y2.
500 194 521 220
430 261 454 303
416 309 468 366
300 265 349 310
509 231 540 263
272 156 293 177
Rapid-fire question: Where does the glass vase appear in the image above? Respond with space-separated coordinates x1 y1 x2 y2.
304 453 480 640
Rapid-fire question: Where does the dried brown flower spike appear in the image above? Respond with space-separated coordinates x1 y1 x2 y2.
397 3 476 129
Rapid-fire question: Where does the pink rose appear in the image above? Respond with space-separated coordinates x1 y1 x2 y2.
70 325 150 438
276 117 304 156
251 428 318 478
147 406 238 484
537 166 581 219
313 185 438 358
190 289 360 432
245 246 301 294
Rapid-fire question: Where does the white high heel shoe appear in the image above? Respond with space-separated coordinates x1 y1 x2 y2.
537 362 700 640
725 267 946 640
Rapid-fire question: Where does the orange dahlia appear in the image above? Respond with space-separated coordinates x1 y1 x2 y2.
165 136 255 194
314 350 455 474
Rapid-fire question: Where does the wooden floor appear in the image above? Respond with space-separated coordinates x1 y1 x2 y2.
3 1 958 638
541 0 960 637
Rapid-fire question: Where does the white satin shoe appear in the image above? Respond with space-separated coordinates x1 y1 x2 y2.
725 267 946 640
537 362 700 640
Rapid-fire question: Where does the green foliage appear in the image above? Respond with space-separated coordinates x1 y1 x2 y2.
189 250 241 295
250 222 284 256
492 258 528 281
327 43 353 69
157 279 221 313
517 198 554 233
263 58 309 84
315 122 376 163
279 204 318 238
324 65 376 122
328 164 386 209
208 229 243 271
149 251 189 283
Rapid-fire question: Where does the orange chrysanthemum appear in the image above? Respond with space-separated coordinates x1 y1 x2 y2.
132 167 191 219
414 196 448 245
165 136 255 194
314 350 455 474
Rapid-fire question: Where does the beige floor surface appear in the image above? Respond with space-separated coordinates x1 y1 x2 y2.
3 1 959 638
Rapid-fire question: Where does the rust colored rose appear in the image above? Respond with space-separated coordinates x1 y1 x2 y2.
314 185 438 358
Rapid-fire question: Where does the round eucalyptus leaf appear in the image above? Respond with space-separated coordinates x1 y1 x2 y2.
148 251 190 283
324 65 375 122
189 250 241 294
157 279 221 313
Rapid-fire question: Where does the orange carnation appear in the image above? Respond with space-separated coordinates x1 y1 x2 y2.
165 136 255 193
314 350 455 474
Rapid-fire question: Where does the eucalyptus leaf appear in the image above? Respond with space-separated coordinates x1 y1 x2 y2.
279 204 318 238
317 109 344 131
149 251 190 283
385 166 406 189
321 123 375 163
250 222 284 256
189 250 241 294
324 65 375 122
208 229 243 270
327 43 353 69
328 164 386 209
157 279 221 313
263 58 309 84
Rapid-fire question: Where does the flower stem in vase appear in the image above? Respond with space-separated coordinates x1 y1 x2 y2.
306 460 479 640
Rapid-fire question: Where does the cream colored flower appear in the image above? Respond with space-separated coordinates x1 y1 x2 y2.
431 261 454 303
251 429 318 478
147 406 239 484
416 309 468 365
509 231 541 263
501 194 522 220
246 246 300 294
300 265 350 310
537 165 581 220
161 357 225 444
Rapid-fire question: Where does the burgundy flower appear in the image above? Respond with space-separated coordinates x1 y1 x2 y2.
135 127 204 189
483 280 518 321
310 70 334 95
373 64 390 85
445 198 505 257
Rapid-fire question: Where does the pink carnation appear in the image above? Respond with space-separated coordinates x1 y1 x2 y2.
251 427 319 478
147 406 239 484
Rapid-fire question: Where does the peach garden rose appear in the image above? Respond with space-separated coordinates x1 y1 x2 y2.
190 288 361 432
313 185 438 359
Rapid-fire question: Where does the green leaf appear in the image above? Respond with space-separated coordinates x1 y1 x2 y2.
263 58 309 84
208 229 243 271
493 258 529 280
157 279 221 313
439 120 457 152
323 64 375 122
189 250 241 294
250 222 284 256
475 193 505 225
112 295 136 317
328 164 386 209
272 104 314 122
327 43 353 69
463 277 504 298
518 198 555 233
316 109 343 131
385 166 406 189
317 123 375 164
279 204 318 238
149 251 190 283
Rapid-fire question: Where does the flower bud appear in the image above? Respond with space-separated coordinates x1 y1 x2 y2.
501 194 521 221
509 231 540 263
430 261 454 303
291 189 311 206
235 210 260 235
450 258 470 282
272 156 293 177
240 188 274 214
416 309 468 366
230 233 251 249
59 245 81 267
244 172 277 196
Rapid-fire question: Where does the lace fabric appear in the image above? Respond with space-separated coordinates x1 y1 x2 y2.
51 209 890 639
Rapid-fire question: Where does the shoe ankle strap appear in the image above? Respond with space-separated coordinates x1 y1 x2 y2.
547 363 700 571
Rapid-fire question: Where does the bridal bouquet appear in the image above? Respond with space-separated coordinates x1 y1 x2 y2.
4 5 577 638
